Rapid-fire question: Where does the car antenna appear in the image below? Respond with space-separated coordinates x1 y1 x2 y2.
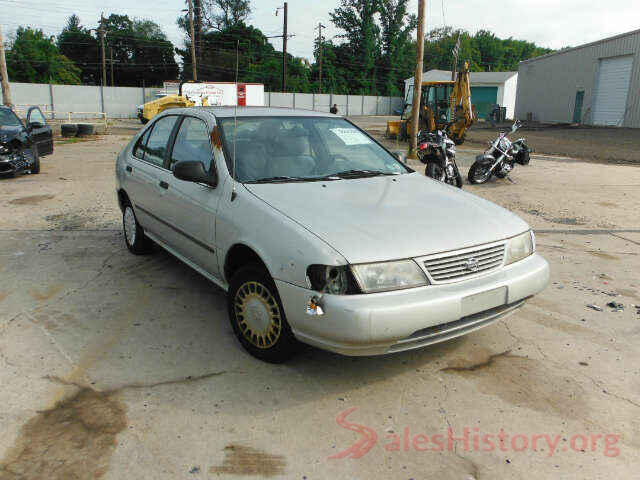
231 39 239 202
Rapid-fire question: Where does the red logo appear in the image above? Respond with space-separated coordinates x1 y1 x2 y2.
328 408 378 459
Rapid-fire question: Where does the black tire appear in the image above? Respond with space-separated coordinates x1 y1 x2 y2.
61 123 78 137
26 146 40 174
76 123 95 137
227 264 299 363
426 162 446 182
122 202 153 255
451 165 463 188
427 163 462 188
468 162 492 184
519 150 530 165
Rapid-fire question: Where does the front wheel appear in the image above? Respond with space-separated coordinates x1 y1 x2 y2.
468 163 493 184
426 162 446 182
228 265 299 363
25 147 40 174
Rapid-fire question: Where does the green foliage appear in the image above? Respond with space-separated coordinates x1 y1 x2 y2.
7 27 81 84
102 14 179 87
57 15 100 84
423 27 554 73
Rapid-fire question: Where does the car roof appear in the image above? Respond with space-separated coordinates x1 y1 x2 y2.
202 106 336 118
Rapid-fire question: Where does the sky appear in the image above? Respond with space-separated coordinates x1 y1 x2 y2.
1 0 639 62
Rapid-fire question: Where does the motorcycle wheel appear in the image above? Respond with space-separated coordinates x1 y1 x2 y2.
520 151 530 165
451 165 463 188
468 163 492 184
426 163 446 182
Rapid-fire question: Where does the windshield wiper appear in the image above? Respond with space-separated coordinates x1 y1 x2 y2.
246 176 309 184
326 169 398 179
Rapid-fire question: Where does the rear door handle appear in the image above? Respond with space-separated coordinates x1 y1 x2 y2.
125 165 132 173
159 181 169 190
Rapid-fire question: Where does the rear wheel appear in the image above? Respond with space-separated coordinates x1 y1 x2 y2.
228 265 298 363
122 203 153 254
468 163 492 184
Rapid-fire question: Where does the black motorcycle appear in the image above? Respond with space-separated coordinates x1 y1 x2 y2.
418 130 463 188
468 120 530 184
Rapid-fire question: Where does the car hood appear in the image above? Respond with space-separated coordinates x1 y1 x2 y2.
0 125 25 143
244 173 530 264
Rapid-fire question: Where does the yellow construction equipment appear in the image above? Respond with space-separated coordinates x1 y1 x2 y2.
386 61 475 145
138 89 207 124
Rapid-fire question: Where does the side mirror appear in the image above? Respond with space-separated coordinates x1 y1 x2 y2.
173 160 217 187
28 121 45 130
393 151 407 164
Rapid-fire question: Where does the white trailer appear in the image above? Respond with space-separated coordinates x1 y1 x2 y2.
180 82 264 107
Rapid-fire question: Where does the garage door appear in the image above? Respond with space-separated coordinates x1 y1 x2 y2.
470 87 498 119
592 56 633 126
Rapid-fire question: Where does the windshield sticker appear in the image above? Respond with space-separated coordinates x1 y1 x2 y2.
330 128 372 146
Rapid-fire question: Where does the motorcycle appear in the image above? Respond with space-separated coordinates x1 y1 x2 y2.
468 120 531 184
417 129 463 188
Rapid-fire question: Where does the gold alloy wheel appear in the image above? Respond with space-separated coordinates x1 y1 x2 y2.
234 281 282 349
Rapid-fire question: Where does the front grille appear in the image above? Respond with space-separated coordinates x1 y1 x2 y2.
423 243 505 283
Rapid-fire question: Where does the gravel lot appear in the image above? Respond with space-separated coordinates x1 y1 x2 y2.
1 123 639 479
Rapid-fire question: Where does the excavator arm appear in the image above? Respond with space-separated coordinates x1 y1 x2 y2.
447 61 475 144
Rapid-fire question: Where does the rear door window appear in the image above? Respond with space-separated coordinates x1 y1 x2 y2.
140 116 179 167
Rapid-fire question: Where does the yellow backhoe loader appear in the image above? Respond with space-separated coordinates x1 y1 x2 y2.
137 82 208 124
387 62 475 145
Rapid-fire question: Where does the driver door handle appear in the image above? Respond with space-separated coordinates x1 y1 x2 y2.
159 181 169 190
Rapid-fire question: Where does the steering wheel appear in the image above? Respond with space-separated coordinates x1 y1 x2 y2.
314 154 350 176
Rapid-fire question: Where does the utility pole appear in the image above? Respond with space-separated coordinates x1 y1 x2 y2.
99 13 106 87
188 0 197 80
110 47 114 86
282 2 288 92
0 24 12 108
316 22 325 94
193 0 202 66
409 0 426 156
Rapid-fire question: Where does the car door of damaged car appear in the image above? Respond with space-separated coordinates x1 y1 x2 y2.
158 114 222 277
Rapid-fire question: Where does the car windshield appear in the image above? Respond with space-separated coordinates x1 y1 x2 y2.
0 108 23 127
217 116 409 183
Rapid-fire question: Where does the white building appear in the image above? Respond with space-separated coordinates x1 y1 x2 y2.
515 29 640 127
404 70 518 119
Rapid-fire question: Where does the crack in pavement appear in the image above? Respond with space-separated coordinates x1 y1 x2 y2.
44 370 230 394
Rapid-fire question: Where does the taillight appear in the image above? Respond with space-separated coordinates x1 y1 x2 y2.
418 143 428 151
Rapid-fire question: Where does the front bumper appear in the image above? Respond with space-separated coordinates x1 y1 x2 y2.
276 253 549 356
0 157 23 176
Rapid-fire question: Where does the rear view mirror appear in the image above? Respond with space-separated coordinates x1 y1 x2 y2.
173 161 217 187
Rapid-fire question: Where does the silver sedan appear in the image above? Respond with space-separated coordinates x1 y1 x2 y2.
115 107 549 362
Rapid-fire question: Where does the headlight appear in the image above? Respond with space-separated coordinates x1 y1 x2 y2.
307 265 352 295
505 231 535 265
351 259 429 293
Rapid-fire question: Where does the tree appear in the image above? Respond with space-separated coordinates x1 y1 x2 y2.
329 0 380 94
7 27 81 84
102 14 178 86
57 15 100 84
202 0 252 31
379 0 417 96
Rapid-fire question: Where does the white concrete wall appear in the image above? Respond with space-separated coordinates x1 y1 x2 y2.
2 82 402 118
